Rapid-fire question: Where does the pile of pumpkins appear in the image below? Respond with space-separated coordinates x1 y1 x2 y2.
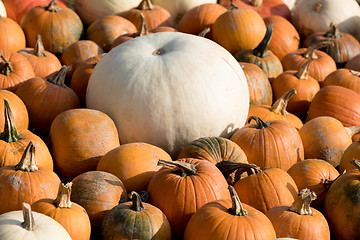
1 0 360 239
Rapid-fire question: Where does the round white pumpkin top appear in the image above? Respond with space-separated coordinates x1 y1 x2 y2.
0 0 6 18
86 32 249 157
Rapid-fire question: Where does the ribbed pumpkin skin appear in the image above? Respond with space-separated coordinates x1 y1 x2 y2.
322 69 360 93
306 85 360 127
178 137 247 165
70 171 128 229
31 199 91 240
0 90 28 131
50 109 120 181
287 159 339 208
20 2 83 54
212 7 266 54
233 168 298 213
324 168 360 240
0 50 35 92
177 3 227 39
240 62 273 106
101 200 171 240
97 142 172 192
184 200 276 240
70 54 105 106
299 116 353 167
281 48 337 83
0 16 26 52
230 119 304 171
0 165 60 214
266 204 330 239
147 158 231 237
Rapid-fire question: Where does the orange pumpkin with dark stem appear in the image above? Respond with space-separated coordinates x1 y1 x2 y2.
20 0 83 55
184 185 277 240
0 50 35 92
324 159 360 240
272 58 320 119
266 188 330 239
287 159 339 208
0 15 26 52
240 62 273 106
218 0 291 21
18 35 62 78
306 85 360 127
101 191 171 240
177 3 227 39
60 40 103 78
86 15 137 52
232 162 299 213
0 99 53 170
15 66 80 136
235 25 283 82
303 23 360 68
339 141 360 173
247 89 303 129
299 116 360 167
264 15 300 61
70 171 128 230
50 108 120 181
147 158 231 238
31 182 91 240
0 142 61 214
281 46 337 84
230 116 304 171
212 3 266 55
322 68 360 93
0 90 28 131
120 0 173 31
70 54 105 106
97 142 172 192
177 136 248 185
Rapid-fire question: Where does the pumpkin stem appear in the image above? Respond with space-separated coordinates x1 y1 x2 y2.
0 55 14 76
46 0 61 12
295 58 312 80
350 159 360 171
132 13 148 37
228 185 248 216
22 203 35 231
247 116 270 129
136 0 154 10
0 99 23 143
198 28 211 37
216 161 261 182
289 188 316 215
130 191 145 211
252 25 273 58
324 23 342 39
345 126 360 138
158 159 197 176
270 89 297 116
15 142 38 172
32 35 47 57
47 65 71 88
313 2 323 12
229 0 238 10
350 70 360 77
302 47 318 60
251 0 263 7
54 182 72 208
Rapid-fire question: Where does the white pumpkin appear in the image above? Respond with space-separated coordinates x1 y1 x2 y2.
74 0 142 26
86 32 249 157
0 0 6 17
152 0 217 21
0 203 72 240
292 0 360 41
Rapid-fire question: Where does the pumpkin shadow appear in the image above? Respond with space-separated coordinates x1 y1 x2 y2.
219 123 238 139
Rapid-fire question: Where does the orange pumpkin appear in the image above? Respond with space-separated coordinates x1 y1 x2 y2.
339 141 360 173
97 142 172 192
15 66 80 136
322 68 360 93
0 15 26 52
31 182 91 240
0 142 61 214
0 90 28 131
